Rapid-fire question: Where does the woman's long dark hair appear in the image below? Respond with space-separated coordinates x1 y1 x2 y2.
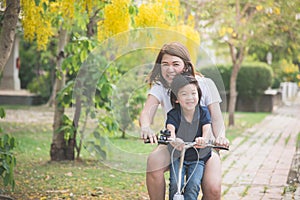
170 73 202 109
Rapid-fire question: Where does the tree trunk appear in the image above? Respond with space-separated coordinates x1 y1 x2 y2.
0 0 20 72
228 63 239 126
73 85 82 160
228 41 245 126
50 28 74 161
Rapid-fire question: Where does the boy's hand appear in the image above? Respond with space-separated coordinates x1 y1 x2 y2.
195 137 207 148
170 138 184 151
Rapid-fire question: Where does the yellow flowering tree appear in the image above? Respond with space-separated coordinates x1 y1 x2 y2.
98 0 200 50
280 60 300 85
97 0 131 41
134 0 200 45
18 0 108 161
1 0 201 161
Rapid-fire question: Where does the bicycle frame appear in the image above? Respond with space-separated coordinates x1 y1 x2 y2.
145 130 229 200
173 142 195 200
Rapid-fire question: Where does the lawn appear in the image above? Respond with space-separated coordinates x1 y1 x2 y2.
0 108 269 200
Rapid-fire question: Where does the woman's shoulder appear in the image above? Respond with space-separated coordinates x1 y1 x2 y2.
196 75 214 83
150 82 167 92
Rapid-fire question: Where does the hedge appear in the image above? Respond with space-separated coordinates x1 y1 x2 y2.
201 62 273 99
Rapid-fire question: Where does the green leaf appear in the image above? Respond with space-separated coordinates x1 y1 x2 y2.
34 0 41 6
94 145 106 160
42 2 47 12
0 107 6 118
93 131 101 139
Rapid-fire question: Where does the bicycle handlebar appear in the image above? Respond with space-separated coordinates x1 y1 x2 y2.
144 130 229 151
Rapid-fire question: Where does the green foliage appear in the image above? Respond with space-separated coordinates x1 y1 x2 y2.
63 34 97 77
19 39 56 90
56 114 76 143
84 130 107 160
248 1 300 65
27 72 52 102
201 64 231 92
237 63 273 99
0 108 16 191
56 80 75 108
202 62 273 99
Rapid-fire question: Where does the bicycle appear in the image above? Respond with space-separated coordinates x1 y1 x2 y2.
145 130 229 200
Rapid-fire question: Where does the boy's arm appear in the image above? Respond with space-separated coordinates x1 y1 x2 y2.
195 124 212 148
166 124 184 151
166 123 176 139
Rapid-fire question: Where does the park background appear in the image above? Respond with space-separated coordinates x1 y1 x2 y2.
0 0 299 199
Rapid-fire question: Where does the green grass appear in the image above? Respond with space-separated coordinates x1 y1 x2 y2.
297 132 300 148
0 111 269 199
225 112 269 141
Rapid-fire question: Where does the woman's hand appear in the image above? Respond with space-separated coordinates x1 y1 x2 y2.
141 126 157 144
215 136 230 149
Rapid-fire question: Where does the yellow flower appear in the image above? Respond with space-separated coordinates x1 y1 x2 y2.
256 5 263 11
97 0 131 42
134 3 165 28
274 7 280 15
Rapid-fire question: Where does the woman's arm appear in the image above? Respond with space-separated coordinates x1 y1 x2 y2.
202 123 213 141
207 102 229 147
139 94 160 143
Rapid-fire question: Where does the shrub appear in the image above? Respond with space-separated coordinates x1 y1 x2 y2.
237 62 273 99
201 62 273 99
0 108 16 191
27 72 52 102
200 64 231 92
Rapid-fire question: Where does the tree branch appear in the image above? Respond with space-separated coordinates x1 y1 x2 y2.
0 0 20 72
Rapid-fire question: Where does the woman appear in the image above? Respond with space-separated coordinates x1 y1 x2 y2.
139 42 229 200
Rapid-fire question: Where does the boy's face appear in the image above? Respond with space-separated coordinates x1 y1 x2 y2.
161 54 185 85
176 83 199 112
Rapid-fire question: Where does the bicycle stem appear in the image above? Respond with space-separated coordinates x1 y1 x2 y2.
176 142 196 195
177 147 185 195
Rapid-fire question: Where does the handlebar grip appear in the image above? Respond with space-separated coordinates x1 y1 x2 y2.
158 140 169 145
212 146 229 151
143 139 152 144
144 138 169 145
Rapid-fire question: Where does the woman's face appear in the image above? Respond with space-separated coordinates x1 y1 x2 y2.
161 54 185 85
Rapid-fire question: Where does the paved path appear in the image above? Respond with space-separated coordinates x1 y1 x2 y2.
220 91 300 200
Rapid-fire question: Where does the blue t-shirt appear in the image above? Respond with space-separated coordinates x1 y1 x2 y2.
166 105 212 162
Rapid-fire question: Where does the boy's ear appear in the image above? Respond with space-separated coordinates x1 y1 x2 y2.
175 100 179 103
